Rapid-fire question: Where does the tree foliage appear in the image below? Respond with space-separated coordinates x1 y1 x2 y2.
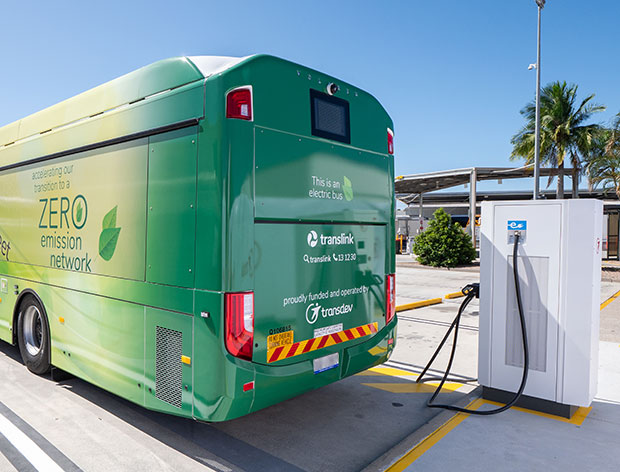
412 208 476 268
510 81 605 198
585 112 620 198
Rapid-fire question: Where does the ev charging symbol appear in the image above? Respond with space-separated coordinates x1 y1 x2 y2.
307 230 318 247
507 220 527 244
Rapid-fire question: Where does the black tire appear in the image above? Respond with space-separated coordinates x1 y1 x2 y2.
17 295 51 375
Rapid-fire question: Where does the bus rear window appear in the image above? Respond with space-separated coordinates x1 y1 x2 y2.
310 89 350 144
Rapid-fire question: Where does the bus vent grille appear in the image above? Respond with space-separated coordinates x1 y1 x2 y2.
155 326 183 408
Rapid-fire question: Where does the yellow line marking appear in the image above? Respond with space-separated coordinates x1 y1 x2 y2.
400 287 617 314
396 298 442 312
600 289 620 310
481 400 592 426
384 288 605 470
387 397 593 471
386 398 484 471
361 366 417 376
368 346 388 356
362 382 463 394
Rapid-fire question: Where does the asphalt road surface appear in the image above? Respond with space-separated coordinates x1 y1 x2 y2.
0 265 483 472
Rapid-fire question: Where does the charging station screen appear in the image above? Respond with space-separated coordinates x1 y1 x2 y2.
310 89 350 144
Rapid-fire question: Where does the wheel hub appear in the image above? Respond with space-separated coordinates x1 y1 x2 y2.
23 306 43 357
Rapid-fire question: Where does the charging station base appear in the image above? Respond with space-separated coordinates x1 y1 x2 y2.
482 386 578 419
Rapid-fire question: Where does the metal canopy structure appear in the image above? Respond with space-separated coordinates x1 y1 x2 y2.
395 166 563 202
395 166 572 248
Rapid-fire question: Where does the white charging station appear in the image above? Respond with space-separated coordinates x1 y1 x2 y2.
478 199 602 417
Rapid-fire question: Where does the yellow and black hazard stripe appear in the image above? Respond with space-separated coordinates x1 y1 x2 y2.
267 322 378 363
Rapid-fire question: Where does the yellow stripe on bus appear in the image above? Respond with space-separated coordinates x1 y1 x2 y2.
267 322 379 363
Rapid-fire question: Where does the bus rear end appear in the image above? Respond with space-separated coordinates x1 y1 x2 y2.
199 55 395 419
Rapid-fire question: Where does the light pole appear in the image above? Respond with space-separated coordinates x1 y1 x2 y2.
533 0 545 200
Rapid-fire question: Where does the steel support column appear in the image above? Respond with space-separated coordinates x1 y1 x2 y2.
469 169 477 248
418 193 424 233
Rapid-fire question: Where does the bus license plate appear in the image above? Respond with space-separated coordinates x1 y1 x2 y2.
313 353 339 374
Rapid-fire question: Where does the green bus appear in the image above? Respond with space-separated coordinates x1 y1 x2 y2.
0 55 396 421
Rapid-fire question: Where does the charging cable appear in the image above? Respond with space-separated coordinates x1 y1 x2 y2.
417 233 529 415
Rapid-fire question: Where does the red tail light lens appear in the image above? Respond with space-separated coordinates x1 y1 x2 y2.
387 128 394 155
226 87 252 120
386 274 396 324
225 292 254 360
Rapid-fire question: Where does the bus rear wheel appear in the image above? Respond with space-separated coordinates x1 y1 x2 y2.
17 295 51 375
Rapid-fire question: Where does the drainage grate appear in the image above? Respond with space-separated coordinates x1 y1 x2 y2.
155 326 183 408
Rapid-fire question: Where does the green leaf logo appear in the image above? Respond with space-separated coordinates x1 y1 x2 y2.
102 205 117 229
343 176 354 201
76 201 83 223
99 206 121 261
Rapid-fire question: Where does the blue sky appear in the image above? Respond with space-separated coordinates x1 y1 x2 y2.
1 1 618 193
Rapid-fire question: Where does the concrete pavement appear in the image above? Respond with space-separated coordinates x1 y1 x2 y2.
1 255 619 471
370 256 620 471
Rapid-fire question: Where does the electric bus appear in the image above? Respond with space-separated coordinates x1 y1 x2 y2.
0 55 396 421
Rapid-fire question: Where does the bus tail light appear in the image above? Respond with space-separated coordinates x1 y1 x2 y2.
387 128 394 155
225 292 254 360
386 274 395 324
226 86 253 120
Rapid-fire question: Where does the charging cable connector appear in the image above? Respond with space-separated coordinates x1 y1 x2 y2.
417 233 529 416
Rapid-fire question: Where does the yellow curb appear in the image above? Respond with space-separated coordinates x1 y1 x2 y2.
386 398 483 471
444 291 465 299
396 298 442 312
600 289 620 310
481 400 592 426
385 397 592 471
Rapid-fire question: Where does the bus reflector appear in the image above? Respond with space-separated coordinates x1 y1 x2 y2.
225 292 254 360
387 128 394 155
386 274 395 324
226 87 252 120
243 381 255 392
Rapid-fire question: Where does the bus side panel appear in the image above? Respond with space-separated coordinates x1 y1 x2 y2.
195 81 225 292
0 274 17 343
225 119 255 292
0 139 148 281
192 289 255 422
387 146 396 276
23 282 146 406
0 83 204 170
144 307 194 417
146 127 198 288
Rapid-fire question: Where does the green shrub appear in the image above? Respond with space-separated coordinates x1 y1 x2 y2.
411 208 477 268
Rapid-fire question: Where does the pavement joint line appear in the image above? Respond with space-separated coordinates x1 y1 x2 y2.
600 289 620 310
395 298 442 312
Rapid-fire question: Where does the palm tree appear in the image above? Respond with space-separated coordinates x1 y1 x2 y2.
510 81 605 198
585 113 620 198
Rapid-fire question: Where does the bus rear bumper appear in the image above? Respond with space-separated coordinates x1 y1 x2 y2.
248 321 397 416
